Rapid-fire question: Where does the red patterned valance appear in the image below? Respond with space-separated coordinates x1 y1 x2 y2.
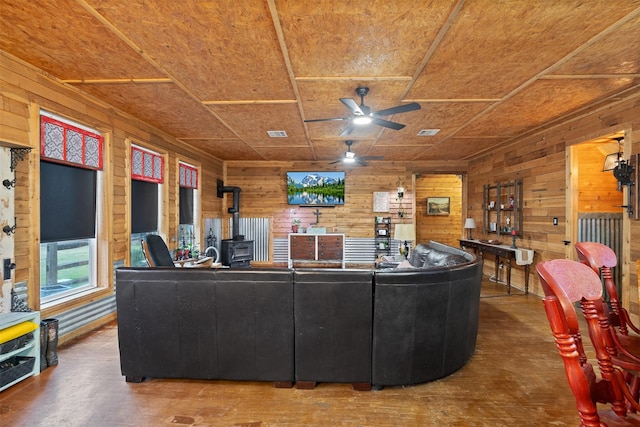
131 146 164 183
40 115 103 170
179 162 198 189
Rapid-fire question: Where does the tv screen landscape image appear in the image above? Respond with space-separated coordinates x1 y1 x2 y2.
286 171 345 205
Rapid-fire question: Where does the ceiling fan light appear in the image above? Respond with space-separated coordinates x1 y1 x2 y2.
343 157 355 163
353 116 372 125
345 151 356 159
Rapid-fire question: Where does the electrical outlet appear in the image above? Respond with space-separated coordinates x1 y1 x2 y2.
553 217 558 226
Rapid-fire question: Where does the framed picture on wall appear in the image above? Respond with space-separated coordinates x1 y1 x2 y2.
427 197 450 215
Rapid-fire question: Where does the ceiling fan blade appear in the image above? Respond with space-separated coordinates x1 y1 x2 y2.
340 125 355 136
373 102 421 117
372 117 405 130
362 156 384 161
329 159 342 164
340 98 364 115
304 117 347 123
355 158 368 166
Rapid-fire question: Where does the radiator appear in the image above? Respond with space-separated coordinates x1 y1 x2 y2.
577 213 623 298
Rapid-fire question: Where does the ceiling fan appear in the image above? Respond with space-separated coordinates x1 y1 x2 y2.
330 140 383 166
305 87 421 136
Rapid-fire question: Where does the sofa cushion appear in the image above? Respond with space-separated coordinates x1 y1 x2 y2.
423 251 469 268
408 243 432 267
407 242 471 268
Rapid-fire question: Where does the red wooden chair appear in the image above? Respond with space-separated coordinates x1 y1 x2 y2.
576 241 640 335
536 259 640 426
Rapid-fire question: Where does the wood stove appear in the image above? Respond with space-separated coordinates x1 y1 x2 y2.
221 238 254 268
217 182 254 268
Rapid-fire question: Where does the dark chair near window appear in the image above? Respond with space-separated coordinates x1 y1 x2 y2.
143 234 176 267
575 241 640 335
536 259 640 426
142 234 213 268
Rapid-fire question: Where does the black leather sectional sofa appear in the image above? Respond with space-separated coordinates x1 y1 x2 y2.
115 241 482 389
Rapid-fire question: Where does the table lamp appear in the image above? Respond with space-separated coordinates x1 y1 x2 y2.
464 218 476 240
394 223 416 259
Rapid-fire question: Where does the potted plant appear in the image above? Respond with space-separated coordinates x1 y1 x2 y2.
292 218 301 233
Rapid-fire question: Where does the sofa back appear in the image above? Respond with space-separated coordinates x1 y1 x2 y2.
116 267 295 382
372 254 483 385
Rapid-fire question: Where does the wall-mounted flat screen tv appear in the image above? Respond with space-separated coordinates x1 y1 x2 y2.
287 171 345 205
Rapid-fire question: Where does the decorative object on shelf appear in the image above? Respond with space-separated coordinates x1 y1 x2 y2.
292 218 301 233
10 289 31 312
511 229 518 249
427 197 450 215
3 217 17 236
463 218 476 239
479 239 502 245
394 223 416 259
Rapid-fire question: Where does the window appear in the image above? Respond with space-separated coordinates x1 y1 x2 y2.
39 113 103 303
130 145 164 266
178 162 199 254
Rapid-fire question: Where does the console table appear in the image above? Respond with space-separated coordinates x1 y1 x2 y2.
459 239 533 294
288 234 345 268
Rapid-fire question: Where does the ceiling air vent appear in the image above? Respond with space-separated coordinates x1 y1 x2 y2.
267 130 288 138
417 129 440 136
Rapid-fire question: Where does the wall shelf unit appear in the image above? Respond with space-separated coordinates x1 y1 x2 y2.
374 217 392 257
483 179 523 237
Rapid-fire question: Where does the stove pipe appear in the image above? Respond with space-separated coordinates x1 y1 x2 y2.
220 185 242 240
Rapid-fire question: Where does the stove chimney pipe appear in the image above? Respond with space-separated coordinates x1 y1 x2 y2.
217 181 243 240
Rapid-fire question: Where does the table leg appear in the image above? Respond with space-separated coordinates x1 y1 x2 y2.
524 264 530 294
506 259 512 294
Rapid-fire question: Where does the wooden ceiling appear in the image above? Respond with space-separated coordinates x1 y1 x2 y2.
2 0 640 163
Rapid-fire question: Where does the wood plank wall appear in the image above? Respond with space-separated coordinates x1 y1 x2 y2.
223 162 416 239
415 174 463 247
467 91 640 317
0 52 225 316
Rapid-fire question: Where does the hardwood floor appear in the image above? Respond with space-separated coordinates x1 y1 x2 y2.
0 278 586 426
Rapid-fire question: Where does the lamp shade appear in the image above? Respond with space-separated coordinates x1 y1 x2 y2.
603 152 620 171
464 218 476 229
394 224 416 242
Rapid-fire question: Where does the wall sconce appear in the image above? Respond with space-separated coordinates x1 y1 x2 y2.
613 159 635 189
602 136 635 217
3 217 17 236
